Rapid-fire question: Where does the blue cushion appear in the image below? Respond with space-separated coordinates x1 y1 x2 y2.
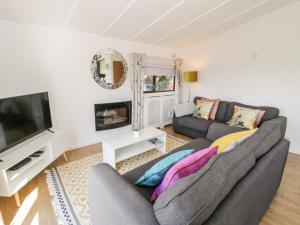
136 149 194 187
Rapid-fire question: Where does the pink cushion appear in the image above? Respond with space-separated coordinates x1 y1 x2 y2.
256 110 266 126
150 146 218 201
200 98 220 120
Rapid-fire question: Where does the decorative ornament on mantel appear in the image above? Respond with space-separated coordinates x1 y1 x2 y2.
133 128 140 138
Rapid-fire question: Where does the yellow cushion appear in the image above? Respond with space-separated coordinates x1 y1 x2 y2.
210 129 257 153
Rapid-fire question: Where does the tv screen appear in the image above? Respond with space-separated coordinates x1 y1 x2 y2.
0 92 52 153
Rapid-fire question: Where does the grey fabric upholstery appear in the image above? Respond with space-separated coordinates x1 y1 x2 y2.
240 117 285 159
173 120 207 138
153 146 256 225
203 139 289 225
176 116 214 133
123 138 212 200
206 123 246 141
225 102 280 124
214 101 230 122
265 116 287 138
88 163 159 225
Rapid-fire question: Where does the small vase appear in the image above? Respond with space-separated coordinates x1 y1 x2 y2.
133 130 140 138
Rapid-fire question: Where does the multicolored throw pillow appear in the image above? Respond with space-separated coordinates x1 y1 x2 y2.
200 98 220 120
150 146 218 201
193 100 214 120
136 149 194 187
228 106 260 129
210 129 257 153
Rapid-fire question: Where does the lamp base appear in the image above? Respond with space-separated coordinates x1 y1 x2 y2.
188 85 191 103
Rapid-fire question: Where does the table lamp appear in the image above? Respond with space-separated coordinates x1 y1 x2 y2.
183 71 198 103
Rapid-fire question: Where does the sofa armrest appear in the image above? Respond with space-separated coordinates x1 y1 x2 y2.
174 103 194 117
261 116 287 139
88 163 159 225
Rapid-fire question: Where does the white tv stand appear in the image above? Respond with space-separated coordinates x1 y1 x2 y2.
0 129 69 206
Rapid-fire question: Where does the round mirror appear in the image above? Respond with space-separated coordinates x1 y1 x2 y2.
91 48 128 89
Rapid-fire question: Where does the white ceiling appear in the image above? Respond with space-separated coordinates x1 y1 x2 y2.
0 0 297 49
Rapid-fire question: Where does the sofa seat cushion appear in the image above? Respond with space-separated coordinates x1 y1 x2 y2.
206 123 246 141
123 138 212 201
176 116 214 133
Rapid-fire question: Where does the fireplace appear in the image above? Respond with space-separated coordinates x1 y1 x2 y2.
94 101 132 131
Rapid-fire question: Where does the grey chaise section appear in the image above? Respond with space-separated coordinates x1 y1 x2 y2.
88 98 289 225
173 97 280 139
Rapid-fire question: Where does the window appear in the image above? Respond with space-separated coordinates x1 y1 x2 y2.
144 75 175 93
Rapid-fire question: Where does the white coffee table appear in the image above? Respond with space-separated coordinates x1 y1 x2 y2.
102 127 167 168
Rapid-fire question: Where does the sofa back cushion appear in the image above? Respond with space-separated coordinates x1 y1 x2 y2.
206 123 246 141
240 117 285 159
193 98 279 124
153 146 256 225
214 101 229 122
225 102 279 124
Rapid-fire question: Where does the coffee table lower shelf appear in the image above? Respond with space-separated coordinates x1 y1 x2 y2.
102 128 166 168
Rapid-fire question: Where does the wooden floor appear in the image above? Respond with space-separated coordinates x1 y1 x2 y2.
0 126 299 225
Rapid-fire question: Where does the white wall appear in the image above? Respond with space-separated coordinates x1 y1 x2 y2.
180 2 300 154
0 21 177 149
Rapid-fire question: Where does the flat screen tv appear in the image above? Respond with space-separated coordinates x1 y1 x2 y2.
0 92 52 153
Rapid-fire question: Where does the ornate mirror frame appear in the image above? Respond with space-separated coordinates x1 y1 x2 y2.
91 48 128 90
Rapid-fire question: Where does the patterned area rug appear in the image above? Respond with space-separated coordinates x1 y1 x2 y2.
45 134 188 225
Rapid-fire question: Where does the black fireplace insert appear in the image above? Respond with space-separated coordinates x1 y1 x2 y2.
94 101 131 131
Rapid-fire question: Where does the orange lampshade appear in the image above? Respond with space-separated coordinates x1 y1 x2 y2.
183 71 198 82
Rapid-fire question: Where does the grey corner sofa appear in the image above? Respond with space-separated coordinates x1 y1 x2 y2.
88 97 289 225
173 97 281 139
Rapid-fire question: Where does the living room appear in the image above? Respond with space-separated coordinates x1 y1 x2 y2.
0 0 299 225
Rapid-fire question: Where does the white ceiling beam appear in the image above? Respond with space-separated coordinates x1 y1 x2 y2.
63 0 80 28
151 0 233 45
128 0 187 41
171 0 270 48
101 0 137 36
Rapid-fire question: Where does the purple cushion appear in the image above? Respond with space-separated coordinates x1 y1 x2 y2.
151 146 218 201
